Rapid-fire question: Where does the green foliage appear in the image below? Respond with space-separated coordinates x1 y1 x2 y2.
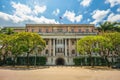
77 36 110 54
77 32 120 67
102 32 120 54
77 35 114 67
97 21 120 32
15 32 46 66
0 32 46 66
77 35 112 54
17 56 47 66
0 27 14 35
73 57 113 66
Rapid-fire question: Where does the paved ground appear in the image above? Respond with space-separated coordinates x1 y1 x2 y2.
0 66 120 80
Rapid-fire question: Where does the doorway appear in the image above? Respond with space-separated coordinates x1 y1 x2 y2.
56 58 65 65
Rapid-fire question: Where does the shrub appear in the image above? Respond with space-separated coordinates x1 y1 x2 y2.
16 56 47 66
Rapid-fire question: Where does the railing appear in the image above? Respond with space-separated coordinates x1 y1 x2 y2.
38 32 98 35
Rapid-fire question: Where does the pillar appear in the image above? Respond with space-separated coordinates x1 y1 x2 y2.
53 39 55 56
65 39 67 56
68 39 71 56
49 39 52 56
76 39 79 56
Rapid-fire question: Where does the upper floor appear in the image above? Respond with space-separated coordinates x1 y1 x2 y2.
26 24 97 33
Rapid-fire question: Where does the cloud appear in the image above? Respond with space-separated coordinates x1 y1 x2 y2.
117 8 120 12
107 13 120 22
80 0 92 7
0 2 58 24
29 16 59 24
0 12 12 21
33 5 46 15
63 10 83 23
52 9 60 16
0 12 23 23
0 11 59 24
105 0 120 7
90 9 110 24
11 2 32 16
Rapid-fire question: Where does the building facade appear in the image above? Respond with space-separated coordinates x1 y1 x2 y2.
25 24 97 65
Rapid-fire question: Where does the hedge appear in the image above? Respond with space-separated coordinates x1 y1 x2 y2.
73 57 117 66
16 56 47 66
0 56 47 66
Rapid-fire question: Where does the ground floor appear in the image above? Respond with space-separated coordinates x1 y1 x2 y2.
0 66 120 80
46 56 75 65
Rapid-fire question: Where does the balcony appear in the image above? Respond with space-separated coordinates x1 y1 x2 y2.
56 53 64 56
56 44 64 48
38 32 97 35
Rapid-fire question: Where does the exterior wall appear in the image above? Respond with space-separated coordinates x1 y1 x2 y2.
3 27 25 33
14 29 25 32
25 24 97 65
26 24 96 33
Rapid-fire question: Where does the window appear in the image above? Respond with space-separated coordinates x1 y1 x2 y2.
71 29 74 32
57 29 63 32
45 49 49 54
86 29 89 32
46 29 49 33
51 39 53 45
92 29 94 32
58 48 62 53
72 50 75 54
78 29 81 32
39 29 41 32
67 49 69 56
72 40 75 45
51 49 53 56
32 29 34 32
46 40 48 45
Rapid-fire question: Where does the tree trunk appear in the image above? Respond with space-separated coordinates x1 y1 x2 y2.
89 52 94 68
104 56 110 67
2 55 6 65
27 52 30 68
12 55 17 67
2 51 8 65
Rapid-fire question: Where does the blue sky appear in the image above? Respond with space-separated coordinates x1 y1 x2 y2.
0 0 120 27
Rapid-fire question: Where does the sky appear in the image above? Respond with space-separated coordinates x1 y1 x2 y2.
0 0 120 27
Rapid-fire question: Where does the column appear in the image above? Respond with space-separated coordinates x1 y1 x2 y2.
68 39 71 56
49 39 51 56
76 39 79 56
62 39 64 53
65 39 67 56
53 39 55 56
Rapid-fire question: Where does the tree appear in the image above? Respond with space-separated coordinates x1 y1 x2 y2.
97 21 120 32
95 36 113 67
0 27 15 65
77 36 97 67
77 36 112 67
0 27 14 35
0 34 12 65
16 32 46 67
7 34 26 66
102 32 120 54
101 32 120 65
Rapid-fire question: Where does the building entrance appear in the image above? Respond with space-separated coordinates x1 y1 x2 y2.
56 58 65 65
